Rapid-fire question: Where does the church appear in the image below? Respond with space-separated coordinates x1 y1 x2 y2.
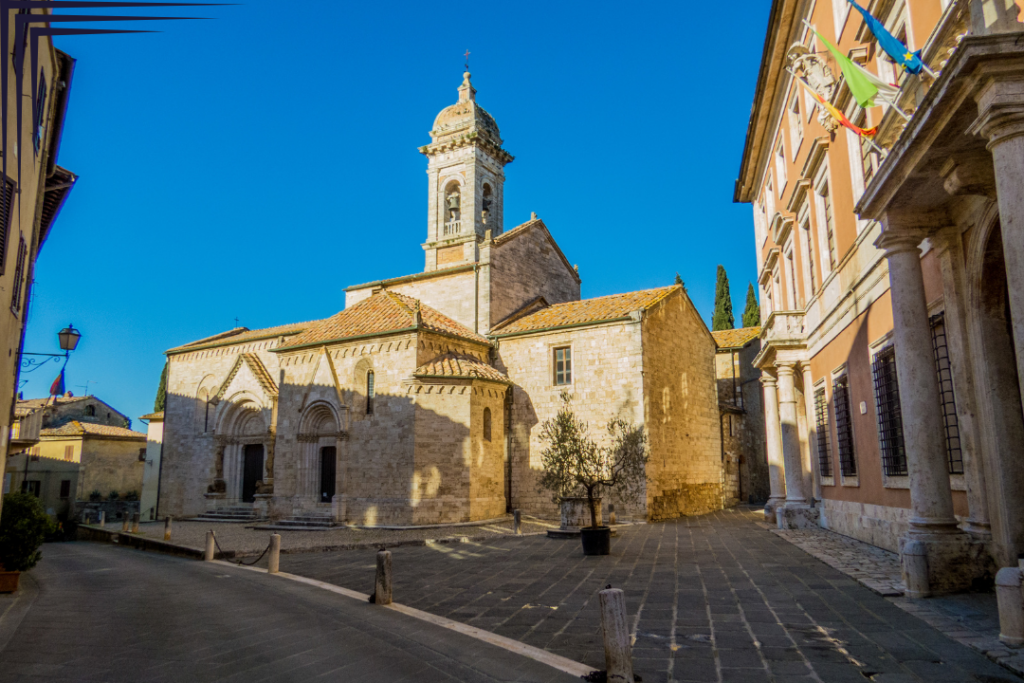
158 72 725 525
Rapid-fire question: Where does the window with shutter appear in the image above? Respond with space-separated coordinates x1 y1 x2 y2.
10 235 27 314
0 177 14 274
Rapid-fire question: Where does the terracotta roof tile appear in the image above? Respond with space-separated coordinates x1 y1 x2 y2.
40 421 146 439
414 352 510 384
711 327 761 349
280 291 489 350
15 395 88 416
140 412 164 421
169 320 318 354
491 286 679 336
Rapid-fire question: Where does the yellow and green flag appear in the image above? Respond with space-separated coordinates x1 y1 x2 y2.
808 25 890 109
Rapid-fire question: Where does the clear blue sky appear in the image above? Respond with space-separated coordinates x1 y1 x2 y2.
21 0 771 427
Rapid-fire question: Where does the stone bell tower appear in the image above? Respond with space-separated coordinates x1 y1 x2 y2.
419 72 514 272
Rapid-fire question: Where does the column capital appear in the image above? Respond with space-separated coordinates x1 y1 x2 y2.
969 102 1024 150
875 228 928 257
760 373 777 388
775 361 797 376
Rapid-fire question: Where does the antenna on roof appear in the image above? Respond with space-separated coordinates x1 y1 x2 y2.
77 380 97 396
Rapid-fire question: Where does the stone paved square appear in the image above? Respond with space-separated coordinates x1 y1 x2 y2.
273 508 1023 683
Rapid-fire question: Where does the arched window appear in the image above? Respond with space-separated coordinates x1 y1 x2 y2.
366 370 375 415
443 181 461 235
483 407 492 441
481 183 492 224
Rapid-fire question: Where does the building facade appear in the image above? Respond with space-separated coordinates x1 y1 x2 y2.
158 73 732 526
0 10 77 523
736 0 1024 595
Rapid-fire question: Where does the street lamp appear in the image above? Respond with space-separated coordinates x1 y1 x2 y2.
20 323 83 374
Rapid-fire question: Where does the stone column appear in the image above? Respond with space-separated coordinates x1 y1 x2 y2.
879 231 960 536
802 364 822 502
777 362 808 506
761 373 786 522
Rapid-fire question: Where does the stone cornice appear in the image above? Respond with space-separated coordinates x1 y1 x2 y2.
418 131 514 165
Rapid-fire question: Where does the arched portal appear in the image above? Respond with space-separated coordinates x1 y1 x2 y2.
215 395 270 505
298 402 343 513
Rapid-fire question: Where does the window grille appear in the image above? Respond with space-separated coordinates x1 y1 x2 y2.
554 347 571 385
366 370 375 415
814 387 832 477
930 313 964 474
10 235 26 314
833 374 857 476
872 346 907 476
0 177 14 273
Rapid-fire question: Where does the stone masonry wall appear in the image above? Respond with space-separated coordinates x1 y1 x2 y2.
346 270 480 333
641 290 723 520
715 344 768 506
489 225 581 329
496 321 645 519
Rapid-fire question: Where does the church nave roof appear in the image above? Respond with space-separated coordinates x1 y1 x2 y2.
168 320 318 354
277 290 489 351
490 285 681 337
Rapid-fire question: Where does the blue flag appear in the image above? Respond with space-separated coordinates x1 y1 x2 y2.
846 0 925 75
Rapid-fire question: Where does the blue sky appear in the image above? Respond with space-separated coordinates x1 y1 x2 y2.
21 0 771 427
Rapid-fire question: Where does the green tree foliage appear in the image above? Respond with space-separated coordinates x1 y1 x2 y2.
742 282 761 327
674 273 687 293
712 265 735 331
0 492 54 571
154 362 168 412
538 393 649 529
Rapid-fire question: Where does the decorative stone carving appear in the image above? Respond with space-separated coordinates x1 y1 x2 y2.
787 43 838 133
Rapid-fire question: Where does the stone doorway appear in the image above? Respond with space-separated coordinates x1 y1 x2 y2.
242 444 264 503
319 446 336 503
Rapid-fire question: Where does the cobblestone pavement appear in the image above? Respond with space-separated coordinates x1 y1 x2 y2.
0 542 580 683
276 507 1023 683
123 516 556 554
766 521 1024 676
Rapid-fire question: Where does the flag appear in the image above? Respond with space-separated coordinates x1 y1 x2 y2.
808 25 881 108
846 0 926 75
850 58 900 104
794 77 878 137
49 369 64 397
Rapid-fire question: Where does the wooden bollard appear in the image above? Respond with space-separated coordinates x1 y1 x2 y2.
374 549 392 605
98 510 105 527
513 509 522 535
164 516 172 541
268 534 281 574
131 512 140 533
204 530 216 561
599 587 634 683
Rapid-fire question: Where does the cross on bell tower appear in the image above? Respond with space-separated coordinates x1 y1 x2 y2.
418 70 514 272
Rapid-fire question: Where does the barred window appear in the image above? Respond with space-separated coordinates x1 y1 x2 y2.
833 374 857 477
10 235 27 314
814 388 832 477
872 346 907 476
931 313 964 474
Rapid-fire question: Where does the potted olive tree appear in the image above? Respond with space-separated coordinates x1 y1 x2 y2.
0 492 54 592
539 392 649 555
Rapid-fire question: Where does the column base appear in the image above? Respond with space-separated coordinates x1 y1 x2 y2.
253 493 273 521
764 497 786 525
898 532 994 598
776 504 821 530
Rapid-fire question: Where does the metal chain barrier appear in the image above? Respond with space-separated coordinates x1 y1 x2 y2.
209 530 272 566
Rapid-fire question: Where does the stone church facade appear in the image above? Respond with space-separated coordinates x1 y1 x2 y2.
159 73 725 525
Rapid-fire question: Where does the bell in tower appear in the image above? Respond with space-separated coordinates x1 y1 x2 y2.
418 71 514 271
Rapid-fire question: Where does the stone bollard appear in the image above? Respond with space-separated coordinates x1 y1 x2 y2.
205 530 216 562
996 566 1024 647
131 512 140 534
513 509 521 535
609 504 617 526
374 549 392 605
98 510 105 528
902 541 930 599
268 534 281 574
121 515 130 532
164 516 172 541
599 587 634 683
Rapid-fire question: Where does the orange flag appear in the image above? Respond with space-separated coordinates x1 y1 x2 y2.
795 77 878 137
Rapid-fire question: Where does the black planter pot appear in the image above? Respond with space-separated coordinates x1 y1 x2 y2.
580 526 611 556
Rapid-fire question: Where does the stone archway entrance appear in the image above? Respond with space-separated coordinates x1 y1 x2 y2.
971 221 1024 566
242 444 264 503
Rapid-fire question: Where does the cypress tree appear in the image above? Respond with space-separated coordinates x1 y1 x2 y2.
674 272 686 292
154 362 168 412
742 282 761 327
712 265 734 331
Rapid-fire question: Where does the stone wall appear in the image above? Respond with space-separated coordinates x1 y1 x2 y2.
346 269 480 333
496 320 645 519
819 498 911 552
641 290 723 519
78 439 146 503
716 341 769 505
489 223 581 329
